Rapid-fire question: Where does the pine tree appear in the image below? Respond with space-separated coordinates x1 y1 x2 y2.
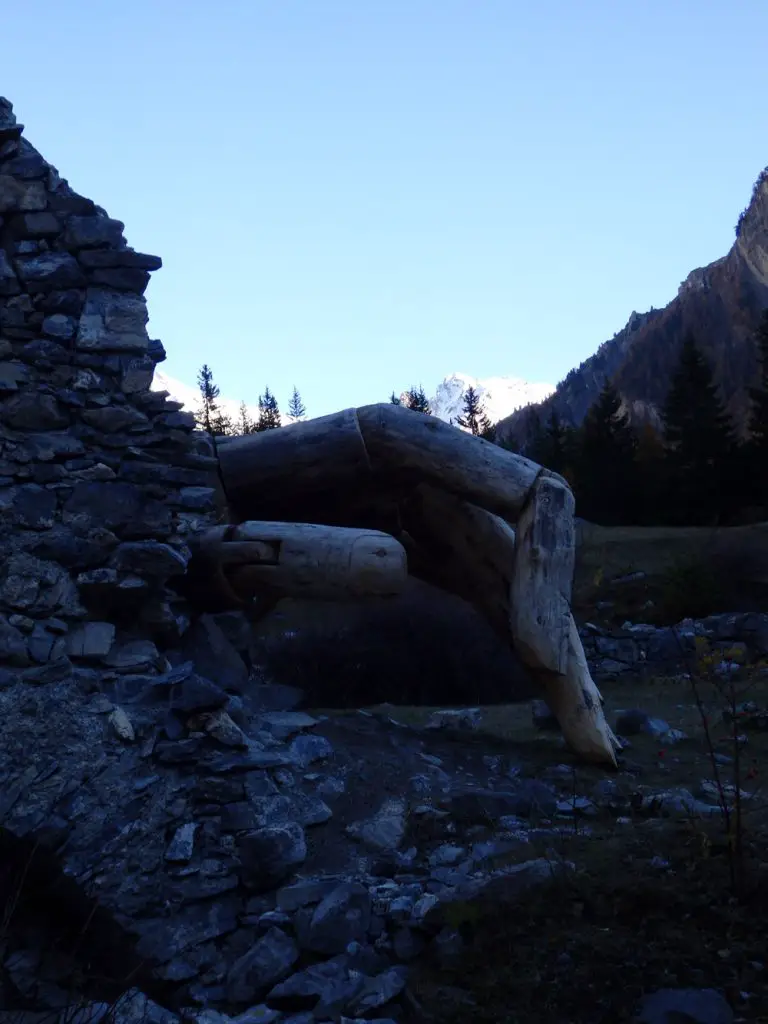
748 309 768 450
255 387 282 431
405 385 431 415
210 407 233 436
389 391 402 405
574 382 638 525
528 409 575 476
662 334 736 525
634 422 667 524
237 400 255 435
479 414 496 442
196 364 220 435
288 386 306 421
457 386 483 435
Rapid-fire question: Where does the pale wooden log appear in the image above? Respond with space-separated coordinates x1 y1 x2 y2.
535 618 619 766
400 484 517 642
510 471 575 676
217 521 408 601
217 408 372 518
355 403 544 522
403 485 617 766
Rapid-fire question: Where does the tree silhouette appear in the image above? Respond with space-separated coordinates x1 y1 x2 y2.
196 364 231 436
256 387 282 431
574 382 638 525
405 385 432 415
457 386 483 435
288 386 307 421
662 334 736 524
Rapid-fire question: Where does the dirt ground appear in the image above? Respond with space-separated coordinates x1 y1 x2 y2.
317 673 768 1023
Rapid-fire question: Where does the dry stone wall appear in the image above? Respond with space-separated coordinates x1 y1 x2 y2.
0 97 220 679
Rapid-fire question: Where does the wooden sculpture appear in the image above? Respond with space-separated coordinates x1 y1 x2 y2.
188 404 619 766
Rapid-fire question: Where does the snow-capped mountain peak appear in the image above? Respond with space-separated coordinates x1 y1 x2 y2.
429 373 554 425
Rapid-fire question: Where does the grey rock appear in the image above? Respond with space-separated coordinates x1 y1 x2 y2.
10 484 57 529
178 485 217 510
0 360 29 390
81 406 149 432
183 614 249 694
15 251 86 291
110 540 188 578
615 709 682 741
63 215 125 249
169 674 229 713
0 392 68 430
276 878 346 913
42 314 77 338
635 987 734 1024
64 481 171 536
288 732 334 768
165 822 198 862
296 881 372 954
345 965 408 1016
104 639 159 672
346 797 407 852
266 957 350 1011
0 619 29 665
238 823 308 890
0 248 20 295
67 618 115 659
226 927 299 1004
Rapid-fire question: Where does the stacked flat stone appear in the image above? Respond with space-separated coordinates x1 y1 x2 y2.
0 96 219 678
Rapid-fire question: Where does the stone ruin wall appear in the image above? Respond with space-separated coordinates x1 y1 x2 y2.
0 97 221 679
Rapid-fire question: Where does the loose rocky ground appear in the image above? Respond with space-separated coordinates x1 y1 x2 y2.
1 659 767 1024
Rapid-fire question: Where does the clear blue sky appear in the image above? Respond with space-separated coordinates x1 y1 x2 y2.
4 1 767 418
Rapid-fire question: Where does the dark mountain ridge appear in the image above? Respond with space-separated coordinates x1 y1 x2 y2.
498 168 768 443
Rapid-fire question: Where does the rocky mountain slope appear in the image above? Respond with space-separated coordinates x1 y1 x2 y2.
497 168 768 442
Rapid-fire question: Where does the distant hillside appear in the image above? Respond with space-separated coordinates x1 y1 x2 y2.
498 168 768 444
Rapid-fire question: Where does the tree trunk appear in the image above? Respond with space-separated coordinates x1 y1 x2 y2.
510 471 575 676
401 484 617 766
217 408 372 520
356 403 543 522
189 521 408 605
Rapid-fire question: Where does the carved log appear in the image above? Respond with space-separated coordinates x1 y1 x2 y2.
510 471 575 676
534 619 619 766
356 403 543 522
402 484 617 766
189 521 408 605
400 483 517 642
217 408 372 519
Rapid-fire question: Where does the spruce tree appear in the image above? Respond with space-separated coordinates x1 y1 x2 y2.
389 391 402 405
662 334 736 525
529 409 574 476
479 414 496 442
457 386 483 435
405 385 431 415
196 364 220 435
237 400 255 435
288 386 306 421
749 311 768 464
574 382 638 525
255 387 282 431
210 407 233 436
